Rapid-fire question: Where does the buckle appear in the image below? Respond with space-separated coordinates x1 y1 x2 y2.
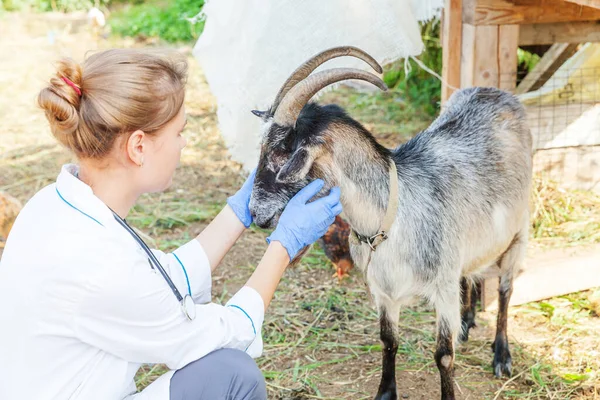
354 230 388 251
367 232 388 251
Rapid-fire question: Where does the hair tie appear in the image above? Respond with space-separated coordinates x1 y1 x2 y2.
61 76 82 97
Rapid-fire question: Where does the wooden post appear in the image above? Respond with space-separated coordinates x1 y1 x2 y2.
455 23 518 92
461 24 499 88
441 0 464 104
498 25 520 92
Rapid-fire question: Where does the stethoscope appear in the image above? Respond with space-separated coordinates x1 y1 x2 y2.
110 210 196 321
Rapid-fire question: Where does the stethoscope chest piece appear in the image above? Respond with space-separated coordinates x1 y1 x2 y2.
182 295 196 321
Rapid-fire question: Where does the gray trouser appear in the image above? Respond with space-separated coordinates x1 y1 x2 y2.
169 348 267 400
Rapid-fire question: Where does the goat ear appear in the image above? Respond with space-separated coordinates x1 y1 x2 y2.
276 148 314 183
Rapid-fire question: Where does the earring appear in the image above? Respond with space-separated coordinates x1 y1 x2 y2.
140 157 144 167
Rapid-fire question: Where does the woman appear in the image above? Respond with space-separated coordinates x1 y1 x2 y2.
0 48 342 400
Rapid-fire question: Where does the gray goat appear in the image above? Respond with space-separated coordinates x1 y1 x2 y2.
248 46 533 400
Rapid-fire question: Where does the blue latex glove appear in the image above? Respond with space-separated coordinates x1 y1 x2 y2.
227 168 256 228
267 179 342 260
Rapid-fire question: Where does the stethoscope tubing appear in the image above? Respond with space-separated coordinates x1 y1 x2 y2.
111 211 186 303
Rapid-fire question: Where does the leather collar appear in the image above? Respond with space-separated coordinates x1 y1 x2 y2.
350 159 398 252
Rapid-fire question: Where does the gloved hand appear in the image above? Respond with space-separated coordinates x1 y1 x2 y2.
227 168 256 228
267 179 342 260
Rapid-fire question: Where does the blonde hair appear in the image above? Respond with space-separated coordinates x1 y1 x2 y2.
37 48 188 159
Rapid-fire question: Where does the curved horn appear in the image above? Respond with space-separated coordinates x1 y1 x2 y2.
270 46 383 114
273 68 388 127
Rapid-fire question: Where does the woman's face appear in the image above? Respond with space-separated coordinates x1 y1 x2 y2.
139 104 188 193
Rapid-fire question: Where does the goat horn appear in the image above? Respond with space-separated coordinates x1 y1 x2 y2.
270 46 383 114
273 68 388 127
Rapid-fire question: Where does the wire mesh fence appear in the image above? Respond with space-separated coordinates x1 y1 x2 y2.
501 66 600 192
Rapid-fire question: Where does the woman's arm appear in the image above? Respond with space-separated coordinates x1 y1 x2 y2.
195 205 246 272
245 179 342 311
195 169 256 272
245 241 289 311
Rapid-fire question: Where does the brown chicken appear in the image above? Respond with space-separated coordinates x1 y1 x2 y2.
317 215 354 280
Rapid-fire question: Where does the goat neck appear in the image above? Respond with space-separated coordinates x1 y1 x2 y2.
317 123 395 237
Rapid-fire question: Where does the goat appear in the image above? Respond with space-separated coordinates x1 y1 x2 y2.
248 46 533 400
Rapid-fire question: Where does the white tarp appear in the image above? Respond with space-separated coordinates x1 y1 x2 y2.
192 0 442 170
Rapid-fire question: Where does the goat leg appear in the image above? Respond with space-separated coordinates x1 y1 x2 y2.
492 274 513 378
492 232 525 378
459 277 479 342
375 306 399 400
434 288 460 400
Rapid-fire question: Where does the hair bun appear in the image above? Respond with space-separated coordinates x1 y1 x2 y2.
38 48 188 159
37 58 83 147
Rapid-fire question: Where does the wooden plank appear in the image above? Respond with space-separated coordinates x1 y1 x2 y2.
519 21 600 45
515 43 579 94
563 0 600 9
461 24 499 88
482 243 600 311
463 0 600 26
474 26 499 86
498 25 519 91
460 23 476 89
441 0 464 104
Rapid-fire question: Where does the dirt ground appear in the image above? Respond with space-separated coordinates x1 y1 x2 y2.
1 11 599 400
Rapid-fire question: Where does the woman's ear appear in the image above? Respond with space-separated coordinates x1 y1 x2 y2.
125 130 146 167
276 147 318 183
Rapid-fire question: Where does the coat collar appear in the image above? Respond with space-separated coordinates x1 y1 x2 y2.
55 164 115 228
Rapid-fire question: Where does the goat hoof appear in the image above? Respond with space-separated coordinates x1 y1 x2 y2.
493 358 512 378
492 341 512 378
374 391 397 400
459 313 476 343
375 376 397 400
459 323 473 343
459 319 476 343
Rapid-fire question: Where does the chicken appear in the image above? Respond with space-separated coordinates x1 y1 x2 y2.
317 215 354 280
0 191 22 249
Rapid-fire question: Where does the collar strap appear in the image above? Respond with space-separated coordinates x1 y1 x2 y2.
352 159 398 251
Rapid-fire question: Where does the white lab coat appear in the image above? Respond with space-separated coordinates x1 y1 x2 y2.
0 164 265 400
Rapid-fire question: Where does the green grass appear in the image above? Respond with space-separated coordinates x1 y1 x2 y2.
0 0 107 12
129 196 220 230
382 19 443 118
318 86 436 146
108 0 205 43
